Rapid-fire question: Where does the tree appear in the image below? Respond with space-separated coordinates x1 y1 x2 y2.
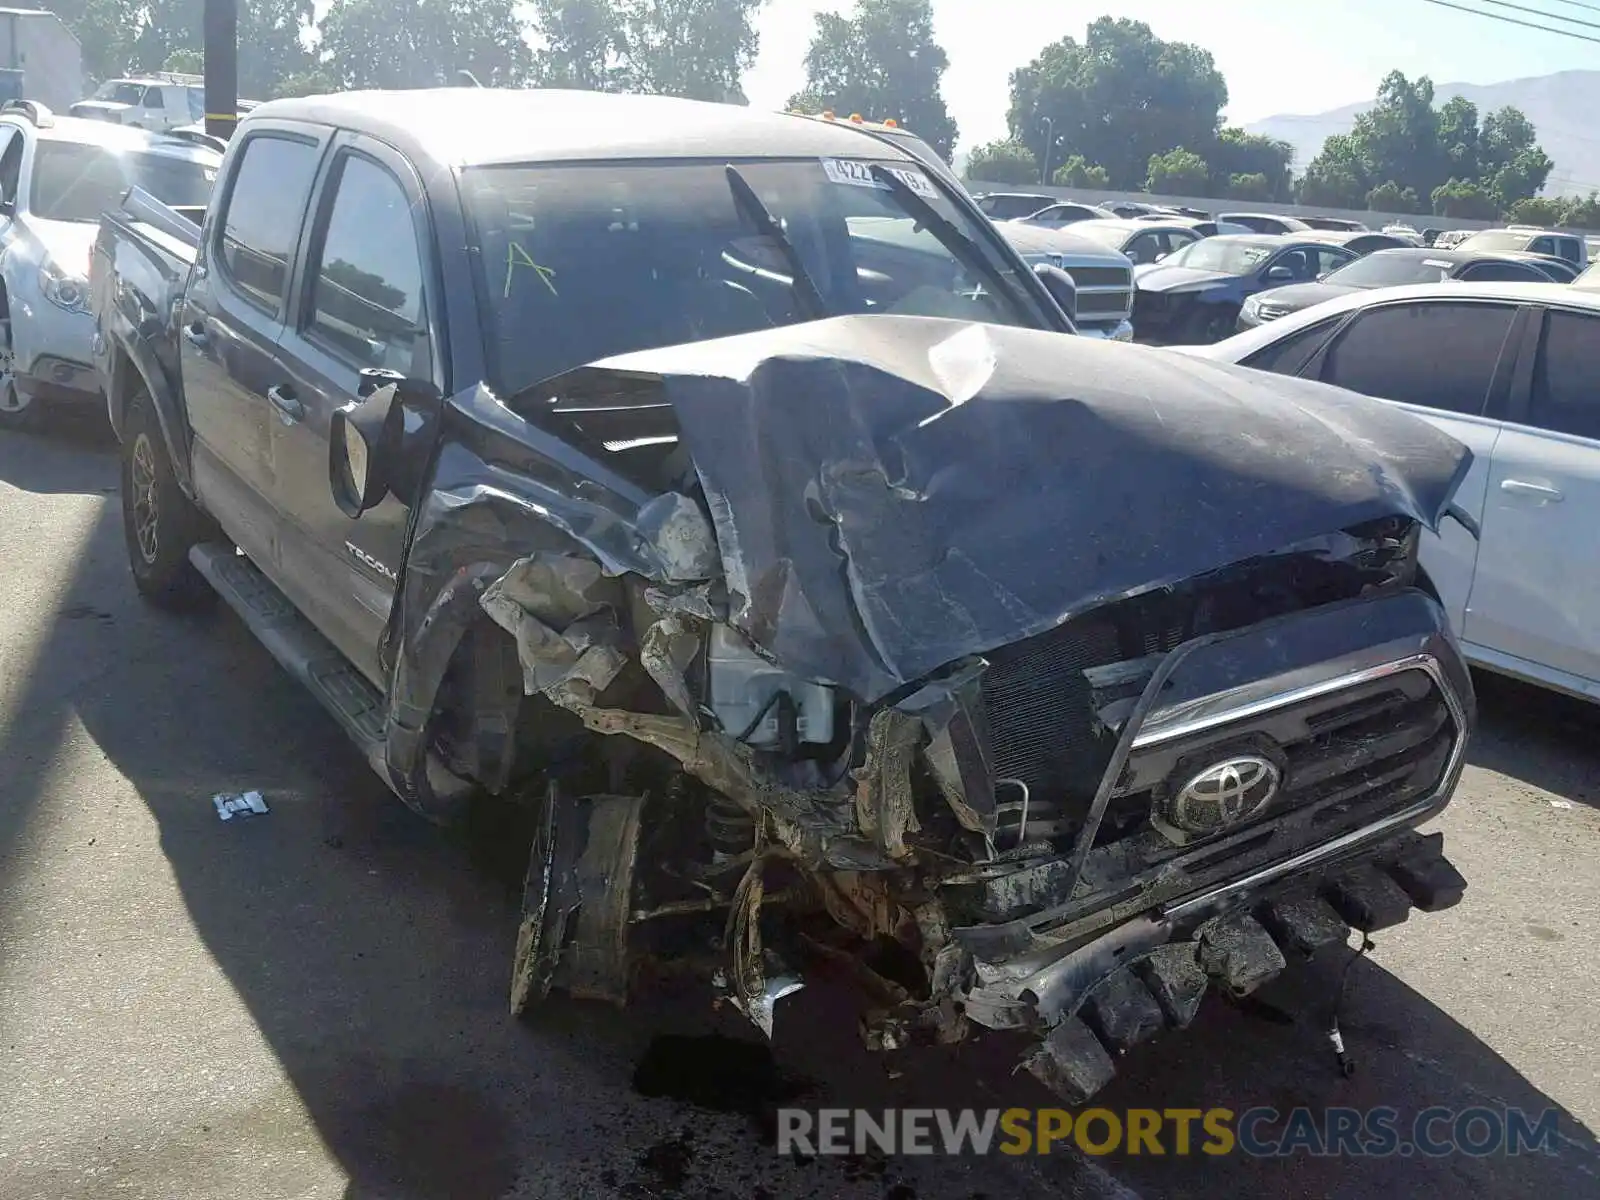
1488 146 1554 213
1228 173 1271 202
788 0 958 159
1298 133 1367 207
1506 197 1566 226
1008 18 1226 191
1053 155 1110 189
320 0 533 90
1562 193 1600 231
162 48 203 73
1210 127 1293 201
133 0 317 98
1145 148 1209 195
530 0 628 91
965 139 1037 185
274 68 339 98
1430 178 1498 219
620 0 761 102
1366 180 1420 213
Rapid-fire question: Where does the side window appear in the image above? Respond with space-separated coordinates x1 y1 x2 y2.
217 134 320 312
1459 262 1539 283
1320 301 1517 415
1527 310 1600 439
1125 233 1161 265
1529 236 1554 256
1241 317 1340 375
0 127 20 206
1314 247 1351 276
1560 238 1582 263
304 153 426 374
139 86 161 109
1169 230 1199 253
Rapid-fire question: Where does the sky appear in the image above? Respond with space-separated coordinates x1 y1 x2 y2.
741 0 1600 152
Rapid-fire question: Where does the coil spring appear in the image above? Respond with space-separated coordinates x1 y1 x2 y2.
705 791 755 860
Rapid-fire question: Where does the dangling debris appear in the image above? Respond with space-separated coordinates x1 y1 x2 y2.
213 790 269 821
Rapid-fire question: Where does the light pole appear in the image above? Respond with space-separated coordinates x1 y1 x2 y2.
1040 116 1054 185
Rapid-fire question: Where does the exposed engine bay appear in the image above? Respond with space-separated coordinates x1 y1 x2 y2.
398 316 1476 1101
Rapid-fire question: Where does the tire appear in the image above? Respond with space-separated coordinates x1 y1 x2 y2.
1184 305 1240 345
121 388 215 608
0 318 44 434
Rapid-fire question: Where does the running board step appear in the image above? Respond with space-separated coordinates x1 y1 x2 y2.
189 542 390 781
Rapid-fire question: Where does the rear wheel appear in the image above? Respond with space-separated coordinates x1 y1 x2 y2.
0 318 43 433
121 387 216 608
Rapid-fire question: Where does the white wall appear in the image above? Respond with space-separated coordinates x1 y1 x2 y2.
16 12 82 113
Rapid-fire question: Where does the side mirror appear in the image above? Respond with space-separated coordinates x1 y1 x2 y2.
329 368 441 518
1033 262 1078 325
1264 265 1295 282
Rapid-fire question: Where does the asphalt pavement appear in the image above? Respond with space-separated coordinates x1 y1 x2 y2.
0 420 1596 1200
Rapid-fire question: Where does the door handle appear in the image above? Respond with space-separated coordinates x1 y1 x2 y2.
182 321 208 349
267 384 304 424
1500 478 1564 502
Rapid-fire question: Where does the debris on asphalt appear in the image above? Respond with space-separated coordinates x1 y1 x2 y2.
1549 799 1575 810
213 791 269 821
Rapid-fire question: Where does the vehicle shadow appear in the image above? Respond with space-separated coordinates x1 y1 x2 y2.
1467 670 1600 812
0 415 119 494
1 458 1593 1198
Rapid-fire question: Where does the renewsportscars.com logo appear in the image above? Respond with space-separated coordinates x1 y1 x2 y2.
776 1106 1562 1158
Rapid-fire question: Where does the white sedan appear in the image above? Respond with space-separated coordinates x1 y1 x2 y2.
1182 281 1600 703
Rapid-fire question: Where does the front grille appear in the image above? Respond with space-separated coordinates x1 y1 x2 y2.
1061 265 1131 289
1075 291 1132 318
980 618 1121 808
1115 668 1456 847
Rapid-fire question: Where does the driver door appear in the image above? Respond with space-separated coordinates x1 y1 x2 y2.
267 135 437 684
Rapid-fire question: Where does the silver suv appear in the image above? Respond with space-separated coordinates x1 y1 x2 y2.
0 101 219 430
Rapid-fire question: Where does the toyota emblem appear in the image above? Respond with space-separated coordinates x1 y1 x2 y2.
1168 754 1281 834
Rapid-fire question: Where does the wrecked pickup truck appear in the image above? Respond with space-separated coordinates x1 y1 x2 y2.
92 87 1475 1102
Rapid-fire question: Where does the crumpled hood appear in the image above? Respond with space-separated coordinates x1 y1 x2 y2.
556 315 1472 702
1135 264 1238 292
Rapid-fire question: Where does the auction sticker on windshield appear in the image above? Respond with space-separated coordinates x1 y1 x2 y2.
822 158 939 199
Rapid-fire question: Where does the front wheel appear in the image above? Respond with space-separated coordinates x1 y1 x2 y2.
0 319 43 433
1183 305 1240 345
121 388 216 608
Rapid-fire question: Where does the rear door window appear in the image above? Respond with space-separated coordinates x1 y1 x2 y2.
1241 317 1341 375
216 134 321 313
1526 310 1600 440
1458 261 1542 282
1318 301 1518 416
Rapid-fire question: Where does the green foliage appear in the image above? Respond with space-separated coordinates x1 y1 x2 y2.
1145 147 1209 195
162 48 203 74
1052 155 1110 189
966 139 1038 185
1227 172 1271 201
1211 128 1293 201
1506 197 1567 226
1430 178 1498 219
1302 72 1553 215
1009 18 1227 191
273 69 338 99
318 0 532 89
528 0 760 101
1365 180 1421 214
1561 193 1600 231
788 0 958 159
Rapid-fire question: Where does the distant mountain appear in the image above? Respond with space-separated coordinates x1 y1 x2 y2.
1244 69 1600 197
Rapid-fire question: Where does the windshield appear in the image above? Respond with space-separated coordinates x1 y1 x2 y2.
462 157 1052 397
93 81 146 105
1162 238 1278 274
1070 223 1136 249
1323 251 1453 287
30 142 217 223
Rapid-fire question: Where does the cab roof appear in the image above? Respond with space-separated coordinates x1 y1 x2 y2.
247 88 921 170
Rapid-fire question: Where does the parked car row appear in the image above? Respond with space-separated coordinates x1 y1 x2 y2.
0 99 220 430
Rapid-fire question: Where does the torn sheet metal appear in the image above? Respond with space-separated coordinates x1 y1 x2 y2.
545 315 1470 701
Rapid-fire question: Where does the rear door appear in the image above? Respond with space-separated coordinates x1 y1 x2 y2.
1467 306 1600 688
267 134 437 683
1306 298 1525 634
184 122 327 573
